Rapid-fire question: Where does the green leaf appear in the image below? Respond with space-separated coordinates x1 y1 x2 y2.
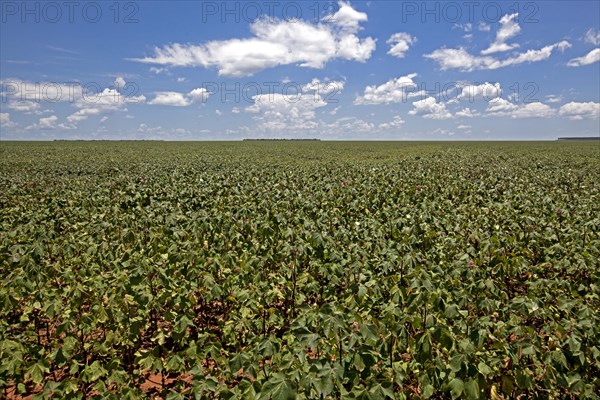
448 378 463 399
423 384 434 398
464 379 479 400
261 374 296 400
477 361 492 376
166 391 185 400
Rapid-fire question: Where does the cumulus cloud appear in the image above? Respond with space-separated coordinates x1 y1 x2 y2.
486 98 554 118
241 78 354 134
1 79 146 127
457 82 502 101
325 1 368 31
354 74 420 105
0 112 16 128
486 98 518 113
455 108 480 118
302 78 346 95
567 48 600 67
378 115 405 129
66 88 146 122
28 115 58 129
6 100 41 113
558 102 600 120
67 108 102 123
148 88 209 106
408 97 452 120
246 92 328 131
114 76 126 88
148 92 191 107
387 33 416 58
39 115 57 129
424 13 570 71
131 2 375 77
481 13 521 55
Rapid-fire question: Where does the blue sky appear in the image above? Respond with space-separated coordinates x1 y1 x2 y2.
1 0 599 140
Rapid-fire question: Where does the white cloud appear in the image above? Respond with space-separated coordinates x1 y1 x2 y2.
558 102 600 120
232 107 241 114
148 92 190 107
131 2 375 77
378 115 405 129
408 97 452 120
148 88 208 106
386 32 416 58
215 109 223 116
246 92 328 132
302 78 345 95
188 88 209 102
336 34 377 62
457 82 501 101
545 94 563 104
424 14 570 71
455 107 480 118
500 41 571 67
66 88 146 123
486 98 554 118
326 116 374 134
486 98 518 113
425 41 571 71
481 13 521 55
150 67 169 74
584 28 600 46
454 23 472 32
354 73 419 105
7 100 41 113
2 79 145 128
176 77 187 83
241 77 354 133
567 48 600 67
325 1 368 32
510 102 555 118
67 108 102 123
114 76 126 88
100 116 109 123
457 124 471 129
424 47 496 71
38 115 58 129
478 22 491 32
0 112 16 128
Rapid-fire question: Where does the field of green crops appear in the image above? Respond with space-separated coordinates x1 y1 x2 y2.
1 141 599 399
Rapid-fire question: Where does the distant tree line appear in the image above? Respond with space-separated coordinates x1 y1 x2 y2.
243 138 321 141
557 137 599 141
